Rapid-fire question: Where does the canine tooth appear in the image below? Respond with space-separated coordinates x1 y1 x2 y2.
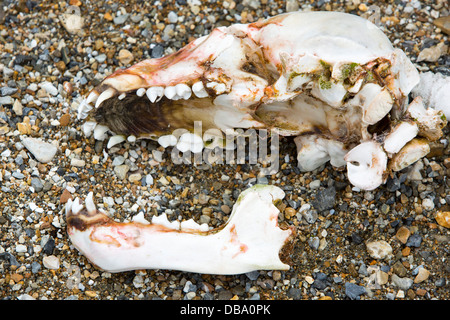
175 83 192 100
107 135 126 148
95 88 116 109
71 197 84 214
192 81 208 98
65 198 73 216
82 121 97 137
158 135 177 148
93 124 110 141
136 88 146 97
118 93 126 100
164 86 177 99
86 92 99 105
85 192 96 214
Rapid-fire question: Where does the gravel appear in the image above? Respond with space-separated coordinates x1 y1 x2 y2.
0 0 448 301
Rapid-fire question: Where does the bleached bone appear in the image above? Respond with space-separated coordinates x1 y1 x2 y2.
66 185 294 274
76 11 448 190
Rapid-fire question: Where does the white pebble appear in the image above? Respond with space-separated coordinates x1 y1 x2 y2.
43 255 60 269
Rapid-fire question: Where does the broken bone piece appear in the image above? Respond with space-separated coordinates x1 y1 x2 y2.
66 185 294 274
344 141 387 191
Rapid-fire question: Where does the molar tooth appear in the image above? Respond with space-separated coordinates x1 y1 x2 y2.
192 81 208 98
164 86 177 99
175 83 192 100
158 135 178 148
118 93 126 100
136 88 146 97
176 133 204 153
146 87 165 103
207 82 227 94
93 124 110 141
95 88 116 109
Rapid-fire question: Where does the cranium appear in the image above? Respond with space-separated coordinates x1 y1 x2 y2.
77 10 446 190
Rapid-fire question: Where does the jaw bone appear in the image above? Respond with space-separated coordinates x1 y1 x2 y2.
75 11 447 190
65 185 294 274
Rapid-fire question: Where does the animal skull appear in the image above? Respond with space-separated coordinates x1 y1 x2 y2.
77 11 446 190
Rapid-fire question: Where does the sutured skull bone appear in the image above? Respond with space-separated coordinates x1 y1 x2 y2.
77 11 446 190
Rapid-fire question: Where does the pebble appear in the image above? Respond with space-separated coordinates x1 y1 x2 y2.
114 14 129 25
391 274 413 291
70 158 86 167
312 186 336 212
43 255 60 270
118 49 134 65
22 137 58 163
114 164 129 180
366 240 393 259
395 226 411 244
414 268 430 283
435 211 450 228
405 233 422 248
345 283 366 300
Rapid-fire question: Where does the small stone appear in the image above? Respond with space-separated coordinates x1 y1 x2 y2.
433 16 450 35
395 226 411 244
95 54 107 63
12 99 23 115
40 82 58 96
405 233 422 248
391 274 413 291
286 0 299 12
104 12 113 21
114 164 129 180
129 173 142 183
118 49 134 65
59 113 70 126
345 283 366 300
114 13 129 25
85 291 97 298
366 240 392 259
421 198 435 211
414 268 430 283
312 186 336 212
22 137 58 163
0 96 14 105
31 177 44 192
417 42 448 62
168 11 178 23
69 159 84 168
43 255 60 270
435 211 450 228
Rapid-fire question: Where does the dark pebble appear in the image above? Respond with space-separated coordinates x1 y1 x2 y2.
345 282 366 300
287 287 302 300
151 44 165 58
43 237 55 255
312 186 336 212
406 233 422 247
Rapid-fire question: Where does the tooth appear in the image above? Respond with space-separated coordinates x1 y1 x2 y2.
118 93 126 100
95 88 116 109
85 192 96 214
71 197 83 214
86 92 99 105
65 198 73 215
82 121 97 137
136 88 146 97
175 83 192 100
177 133 204 153
93 124 109 140
146 87 164 103
158 134 177 148
192 81 208 98
107 134 126 148
77 100 92 120
164 86 177 99
151 213 181 230
207 82 226 94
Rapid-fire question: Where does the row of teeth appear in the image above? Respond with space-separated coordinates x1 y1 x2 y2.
77 80 225 120
66 192 209 232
